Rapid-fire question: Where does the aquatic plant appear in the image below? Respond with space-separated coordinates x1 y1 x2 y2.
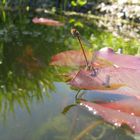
50 28 140 134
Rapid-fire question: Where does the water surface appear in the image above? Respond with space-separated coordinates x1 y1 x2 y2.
0 11 138 140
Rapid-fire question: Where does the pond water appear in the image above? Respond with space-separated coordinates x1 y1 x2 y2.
0 11 139 140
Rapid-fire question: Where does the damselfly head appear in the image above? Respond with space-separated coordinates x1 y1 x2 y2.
71 28 80 37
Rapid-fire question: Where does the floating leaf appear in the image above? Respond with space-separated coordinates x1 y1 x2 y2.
50 50 113 68
96 47 140 69
69 69 124 90
68 66 140 96
80 100 140 134
98 67 140 92
50 50 92 67
98 98 140 117
50 47 140 69
32 17 64 26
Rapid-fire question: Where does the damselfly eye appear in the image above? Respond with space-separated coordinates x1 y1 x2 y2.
71 28 80 37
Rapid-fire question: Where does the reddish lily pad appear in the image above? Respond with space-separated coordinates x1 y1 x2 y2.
69 69 124 90
50 50 92 67
68 66 140 95
67 70 140 98
98 67 140 91
32 17 64 26
98 98 140 117
50 47 140 70
50 50 113 68
80 100 140 134
96 47 140 69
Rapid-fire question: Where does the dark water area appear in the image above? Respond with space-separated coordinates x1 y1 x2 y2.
0 10 139 140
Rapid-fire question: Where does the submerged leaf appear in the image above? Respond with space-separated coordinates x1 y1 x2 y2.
80 100 140 134
62 104 77 115
86 88 140 100
17 46 44 73
32 17 64 26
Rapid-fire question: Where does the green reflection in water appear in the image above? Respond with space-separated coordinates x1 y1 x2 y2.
0 11 73 119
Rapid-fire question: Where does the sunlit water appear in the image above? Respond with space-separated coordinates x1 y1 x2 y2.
0 11 138 140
